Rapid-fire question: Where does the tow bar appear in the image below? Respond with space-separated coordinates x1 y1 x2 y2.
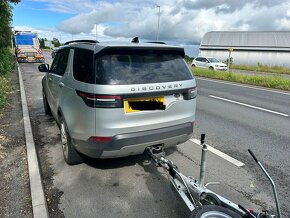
146 134 281 218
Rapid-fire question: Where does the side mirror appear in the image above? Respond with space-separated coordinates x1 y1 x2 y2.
38 63 49 72
206 60 210 63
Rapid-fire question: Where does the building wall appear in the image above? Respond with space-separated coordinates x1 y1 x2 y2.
200 50 290 67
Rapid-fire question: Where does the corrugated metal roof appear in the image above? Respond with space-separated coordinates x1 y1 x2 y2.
200 31 290 50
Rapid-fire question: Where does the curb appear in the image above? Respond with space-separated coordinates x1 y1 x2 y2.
17 63 49 218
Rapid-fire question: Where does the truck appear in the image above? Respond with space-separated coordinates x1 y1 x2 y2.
14 31 45 63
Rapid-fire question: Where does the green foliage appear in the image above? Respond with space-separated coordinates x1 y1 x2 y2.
0 1 13 48
231 63 290 75
0 75 11 108
0 47 14 107
0 47 15 75
5 0 21 3
52 38 60 47
184 55 194 64
191 67 290 91
0 0 20 108
224 57 233 66
39 38 45 49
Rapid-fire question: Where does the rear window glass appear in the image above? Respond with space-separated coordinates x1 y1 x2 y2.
95 50 193 85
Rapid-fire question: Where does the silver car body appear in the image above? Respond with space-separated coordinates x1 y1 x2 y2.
42 41 196 159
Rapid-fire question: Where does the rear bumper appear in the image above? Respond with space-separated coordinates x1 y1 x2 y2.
17 58 45 63
72 122 194 159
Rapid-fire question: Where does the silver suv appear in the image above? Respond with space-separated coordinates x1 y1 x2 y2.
38 39 197 165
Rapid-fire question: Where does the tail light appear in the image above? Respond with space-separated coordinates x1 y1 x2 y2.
183 87 197 100
76 90 123 108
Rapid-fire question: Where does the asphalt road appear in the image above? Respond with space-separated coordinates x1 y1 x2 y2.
20 52 290 217
193 77 290 216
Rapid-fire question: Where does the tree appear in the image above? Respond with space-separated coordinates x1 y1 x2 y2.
52 38 60 47
0 0 21 74
39 38 45 49
5 0 21 3
0 1 13 48
184 55 194 64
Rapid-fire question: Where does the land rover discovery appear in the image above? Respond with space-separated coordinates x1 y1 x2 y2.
38 39 197 165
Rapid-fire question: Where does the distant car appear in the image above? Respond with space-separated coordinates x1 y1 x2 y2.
51 47 61 58
191 56 227 71
38 39 196 165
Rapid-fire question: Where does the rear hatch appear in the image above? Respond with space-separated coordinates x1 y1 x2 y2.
75 47 196 135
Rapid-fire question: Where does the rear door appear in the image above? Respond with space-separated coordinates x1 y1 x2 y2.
90 49 196 135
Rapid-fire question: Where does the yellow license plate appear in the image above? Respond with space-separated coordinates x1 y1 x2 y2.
125 97 165 113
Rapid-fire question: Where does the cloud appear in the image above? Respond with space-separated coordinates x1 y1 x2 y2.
30 0 96 13
23 0 290 49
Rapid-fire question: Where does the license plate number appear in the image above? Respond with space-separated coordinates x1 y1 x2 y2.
125 97 165 113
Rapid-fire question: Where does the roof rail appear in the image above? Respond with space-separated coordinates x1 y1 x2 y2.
146 41 166 44
64 40 99 45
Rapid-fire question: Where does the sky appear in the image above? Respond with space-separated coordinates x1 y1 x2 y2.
12 0 290 57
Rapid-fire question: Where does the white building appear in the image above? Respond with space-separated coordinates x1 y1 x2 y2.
199 31 290 67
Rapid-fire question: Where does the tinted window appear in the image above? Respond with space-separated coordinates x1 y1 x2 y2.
50 49 70 76
95 50 193 85
207 58 220 63
195 57 202 62
73 48 94 83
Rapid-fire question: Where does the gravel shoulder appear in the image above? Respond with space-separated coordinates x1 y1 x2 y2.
0 67 33 218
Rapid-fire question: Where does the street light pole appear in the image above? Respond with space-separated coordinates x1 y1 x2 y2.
95 24 98 41
156 5 160 41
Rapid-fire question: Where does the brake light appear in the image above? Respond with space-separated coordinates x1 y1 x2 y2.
89 136 112 142
76 90 123 108
183 87 197 100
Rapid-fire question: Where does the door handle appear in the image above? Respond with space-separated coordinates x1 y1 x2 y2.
58 82 64 88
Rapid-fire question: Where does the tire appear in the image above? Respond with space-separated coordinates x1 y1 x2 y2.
191 64 196 68
190 205 242 218
209 66 214 70
42 90 52 115
60 117 83 165
200 193 221 206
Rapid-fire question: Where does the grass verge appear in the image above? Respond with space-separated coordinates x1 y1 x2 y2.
0 75 11 108
231 64 290 75
192 67 290 91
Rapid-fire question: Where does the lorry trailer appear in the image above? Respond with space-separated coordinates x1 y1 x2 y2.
14 31 44 63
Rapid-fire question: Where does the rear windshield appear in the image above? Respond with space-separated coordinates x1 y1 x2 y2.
94 50 193 85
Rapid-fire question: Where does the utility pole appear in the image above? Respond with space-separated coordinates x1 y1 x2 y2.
228 48 234 71
95 24 98 41
156 5 160 41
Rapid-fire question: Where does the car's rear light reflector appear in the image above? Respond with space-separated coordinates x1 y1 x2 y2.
89 136 112 142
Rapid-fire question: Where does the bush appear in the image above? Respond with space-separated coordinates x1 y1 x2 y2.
0 48 14 108
0 47 15 75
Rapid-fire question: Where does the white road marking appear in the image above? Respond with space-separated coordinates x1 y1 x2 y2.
190 138 245 167
209 95 289 117
196 77 290 96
